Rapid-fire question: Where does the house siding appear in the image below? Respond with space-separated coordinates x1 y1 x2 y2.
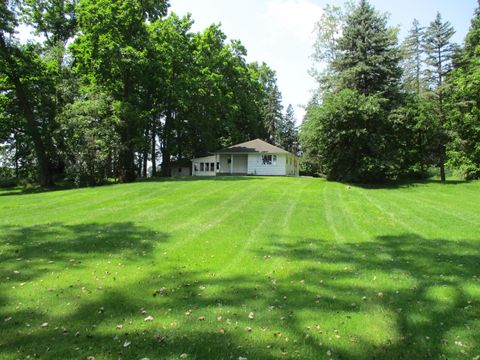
192 155 217 176
247 153 287 176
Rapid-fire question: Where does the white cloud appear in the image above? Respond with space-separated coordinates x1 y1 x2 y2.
266 0 323 43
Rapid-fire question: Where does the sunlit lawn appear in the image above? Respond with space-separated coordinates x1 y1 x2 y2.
0 176 479 359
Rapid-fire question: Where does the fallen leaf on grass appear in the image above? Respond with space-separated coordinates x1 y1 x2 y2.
245 326 252 332
248 312 254 320
123 340 131 347
153 287 167 296
116 324 123 329
144 315 154 321
40 322 49 328
198 316 205 321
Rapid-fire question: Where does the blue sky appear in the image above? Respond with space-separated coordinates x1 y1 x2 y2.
170 0 477 122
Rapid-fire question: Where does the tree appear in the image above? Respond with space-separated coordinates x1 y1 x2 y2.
0 2 54 186
71 0 169 182
332 0 402 100
448 5 480 179
422 12 456 181
279 104 298 153
402 19 425 94
58 90 120 185
253 63 283 145
302 0 404 181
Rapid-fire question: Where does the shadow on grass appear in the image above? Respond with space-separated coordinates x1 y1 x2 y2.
349 179 472 190
0 176 262 197
1 232 479 359
0 222 167 283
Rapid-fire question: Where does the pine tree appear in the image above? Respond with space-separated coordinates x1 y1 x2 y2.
402 19 425 94
422 12 456 181
279 104 298 153
332 0 402 100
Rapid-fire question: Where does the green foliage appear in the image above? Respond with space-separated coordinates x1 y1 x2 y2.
332 0 401 99
278 104 298 153
447 6 480 179
58 90 121 186
301 89 400 182
401 19 426 93
303 0 404 182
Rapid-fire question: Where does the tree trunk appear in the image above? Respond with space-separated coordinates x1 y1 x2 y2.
118 73 136 183
151 120 157 177
142 150 148 177
0 33 53 187
439 144 446 182
161 111 173 177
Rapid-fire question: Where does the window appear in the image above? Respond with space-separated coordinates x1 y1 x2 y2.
216 162 220 170
194 163 198 171
178 167 182 173
261 154 277 165
262 155 272 165
200 163 204 171
210 162 215 171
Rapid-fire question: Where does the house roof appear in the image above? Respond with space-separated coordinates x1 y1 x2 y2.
215 139 290 154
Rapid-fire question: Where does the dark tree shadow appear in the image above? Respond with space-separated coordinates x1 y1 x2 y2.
0 222 167 283
1 231 479 359
349 179 471 190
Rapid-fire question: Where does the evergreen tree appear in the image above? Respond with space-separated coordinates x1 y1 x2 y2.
332 0 402 99
422 12 456 182
402 19 425 94
279 104 298 153
302 0 404 181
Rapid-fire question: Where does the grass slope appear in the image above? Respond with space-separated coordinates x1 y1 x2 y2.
0 177 479 360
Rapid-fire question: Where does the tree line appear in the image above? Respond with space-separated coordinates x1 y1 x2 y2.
300 0 480 182
0 0 298 187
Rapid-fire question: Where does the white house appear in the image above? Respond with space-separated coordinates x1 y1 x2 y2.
192 139 299 177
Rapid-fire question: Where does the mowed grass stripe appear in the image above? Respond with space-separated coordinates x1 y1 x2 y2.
0 178 479 360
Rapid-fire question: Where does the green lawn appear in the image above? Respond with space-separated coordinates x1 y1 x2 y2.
0 177 479 360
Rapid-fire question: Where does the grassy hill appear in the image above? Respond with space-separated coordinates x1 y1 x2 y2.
0 177 479 359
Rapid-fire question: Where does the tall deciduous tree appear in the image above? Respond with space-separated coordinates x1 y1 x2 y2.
448 5 480 179
0 1 54 186
71 0 169 182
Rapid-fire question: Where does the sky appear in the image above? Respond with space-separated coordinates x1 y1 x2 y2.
169 0 477 122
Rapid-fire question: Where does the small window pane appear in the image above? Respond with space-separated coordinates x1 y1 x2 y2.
262 155 272 165
210 162 215 171
200 163 204 171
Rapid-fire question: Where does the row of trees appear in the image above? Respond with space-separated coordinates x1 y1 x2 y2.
0 0 298 187
300 0 480 182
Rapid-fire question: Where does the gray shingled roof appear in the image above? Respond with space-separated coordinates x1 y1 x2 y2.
215 139 290 154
